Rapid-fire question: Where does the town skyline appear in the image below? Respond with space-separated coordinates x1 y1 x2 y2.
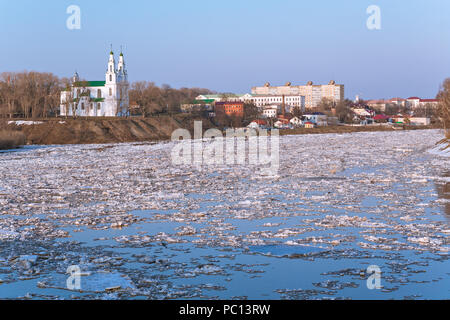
1 0 449 100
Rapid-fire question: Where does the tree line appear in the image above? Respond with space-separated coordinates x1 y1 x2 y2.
128 81 213 116
0 72 61 118
0 71 215 119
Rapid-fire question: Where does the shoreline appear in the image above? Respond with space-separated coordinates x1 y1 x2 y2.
0 117 444 147
279 124 441 136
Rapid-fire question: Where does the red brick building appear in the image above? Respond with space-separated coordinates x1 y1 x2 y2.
215 101 244 118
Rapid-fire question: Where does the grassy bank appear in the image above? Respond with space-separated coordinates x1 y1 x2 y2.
0 130 26 150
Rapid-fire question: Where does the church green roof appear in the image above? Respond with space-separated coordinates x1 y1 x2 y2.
73 81 106 87
193 99 215 104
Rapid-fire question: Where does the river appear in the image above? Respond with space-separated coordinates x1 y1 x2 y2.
0 129 448 299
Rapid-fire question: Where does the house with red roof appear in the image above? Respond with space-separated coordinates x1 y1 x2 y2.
419 98 439 107
304 121 315 129
373 114 389 122
407 97 421 108
247 119 269 129
274 118 290 129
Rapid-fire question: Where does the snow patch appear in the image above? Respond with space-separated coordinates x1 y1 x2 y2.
8 121 44 126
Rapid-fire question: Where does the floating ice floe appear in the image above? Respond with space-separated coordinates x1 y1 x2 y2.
249 244 326 257
40 271 135 293
0 229 20 240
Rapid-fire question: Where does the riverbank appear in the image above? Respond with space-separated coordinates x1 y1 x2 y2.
0 117 443 146
431 137 450 157
0 115 217 145
279 124 440 136
0 130 26 150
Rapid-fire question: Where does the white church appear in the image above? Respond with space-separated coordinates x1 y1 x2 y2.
60 50 129 117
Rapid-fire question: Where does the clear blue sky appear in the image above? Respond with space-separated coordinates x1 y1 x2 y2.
1 0 449 99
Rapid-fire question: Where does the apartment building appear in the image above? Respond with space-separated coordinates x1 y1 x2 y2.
251 80 344 109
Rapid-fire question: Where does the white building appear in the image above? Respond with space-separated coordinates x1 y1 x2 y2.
251 81 344 109
303 113 328 126
262 107 278 118
406 97 421 109
417 98 439 108
195 93 306 111
393 116 431 126
60 50 129 117
289 116 302 127
352 108 374 117
245 94 305 110
247 121 260 129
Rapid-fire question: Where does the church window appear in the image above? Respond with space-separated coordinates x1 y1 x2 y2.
110 75 112 82
97 89 101 98
81 103 85 110
109 88 112 96
97 103 101 110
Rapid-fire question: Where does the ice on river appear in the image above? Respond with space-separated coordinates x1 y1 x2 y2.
0 129 448 299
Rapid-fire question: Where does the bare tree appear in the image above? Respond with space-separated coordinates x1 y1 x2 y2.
129 81 150 117
437 78 450 138
243 102 260 123
0 71 62 119
335 99 354 124
291 106 303 118
115 79 129 117
0 73 17 118
317 97 334 111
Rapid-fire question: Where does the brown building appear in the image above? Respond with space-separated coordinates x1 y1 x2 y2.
215 101 245 118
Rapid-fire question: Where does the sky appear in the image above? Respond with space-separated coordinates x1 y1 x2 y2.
1 0 449 100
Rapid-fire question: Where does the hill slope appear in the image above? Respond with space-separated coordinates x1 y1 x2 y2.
1 115 216 145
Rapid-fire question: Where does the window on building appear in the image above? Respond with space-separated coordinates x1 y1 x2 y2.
110 75 112 82
97 89 101 98
97 103 101 110
109 88 112 96
81 103 85 110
